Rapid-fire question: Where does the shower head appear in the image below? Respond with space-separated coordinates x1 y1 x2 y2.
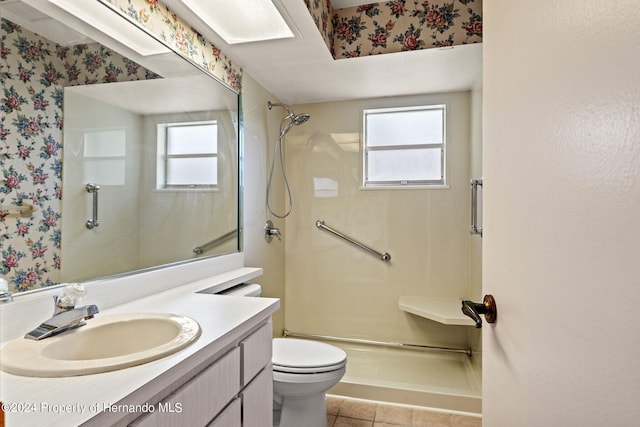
292 113 310 126
266 102 310 219
280 118 306 137
268 101 310 129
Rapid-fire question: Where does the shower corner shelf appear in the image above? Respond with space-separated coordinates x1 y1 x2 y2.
398 296 475 326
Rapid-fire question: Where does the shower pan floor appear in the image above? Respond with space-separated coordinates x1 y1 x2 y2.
324 341 482 414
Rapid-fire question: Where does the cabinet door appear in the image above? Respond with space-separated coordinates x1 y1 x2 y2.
207 398 241 427
131 348 240 427
241 321 272 386
241 365 273 427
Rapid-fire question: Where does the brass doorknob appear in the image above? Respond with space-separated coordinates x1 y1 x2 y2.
461 295 497 328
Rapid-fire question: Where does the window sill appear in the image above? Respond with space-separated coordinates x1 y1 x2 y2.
359 185 450 191
153 188 219 193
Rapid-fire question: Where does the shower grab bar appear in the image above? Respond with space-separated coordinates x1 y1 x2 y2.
193 229 238 255
470 179 483 236
0 200 35 218
283 330 472 356
85 183 99 229
315 219 391 262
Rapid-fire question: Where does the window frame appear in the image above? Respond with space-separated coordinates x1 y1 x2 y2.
362 104 447 189
157 120 219 190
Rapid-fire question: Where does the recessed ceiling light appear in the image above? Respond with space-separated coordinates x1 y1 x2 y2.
48 0 170 56
179 0 294 45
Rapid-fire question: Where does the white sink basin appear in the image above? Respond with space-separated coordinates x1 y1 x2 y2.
0 313 201 377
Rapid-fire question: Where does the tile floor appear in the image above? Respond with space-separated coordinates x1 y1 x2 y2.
326 395 481 427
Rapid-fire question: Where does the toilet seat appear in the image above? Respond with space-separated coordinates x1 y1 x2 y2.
273 338 347 374
273 362 346 374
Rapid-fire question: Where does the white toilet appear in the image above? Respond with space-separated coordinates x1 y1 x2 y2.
272 338 346 427
218 283 347 427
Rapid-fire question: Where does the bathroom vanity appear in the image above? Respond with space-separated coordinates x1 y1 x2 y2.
0 260 279 427
122 318 273 427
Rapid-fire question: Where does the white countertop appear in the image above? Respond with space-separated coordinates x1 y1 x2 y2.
0 270 280 427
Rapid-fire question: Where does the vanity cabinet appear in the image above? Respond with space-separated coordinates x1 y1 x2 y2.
127 321 273 427
208 398 241 427
241 365 273 426
240 321 273 425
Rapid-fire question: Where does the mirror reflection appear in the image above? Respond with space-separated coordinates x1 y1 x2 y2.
0 3 240 292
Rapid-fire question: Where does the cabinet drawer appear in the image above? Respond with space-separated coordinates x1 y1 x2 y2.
207 398 241 427
131 347 240 427
241 321 272 386
241 365 273 427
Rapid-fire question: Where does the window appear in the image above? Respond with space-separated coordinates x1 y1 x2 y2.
83 129 126 185
157 121 218 189
363 105 446 188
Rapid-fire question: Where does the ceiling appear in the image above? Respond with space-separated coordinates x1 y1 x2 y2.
162 0 483 105
67 74 236 115
2 0 482 105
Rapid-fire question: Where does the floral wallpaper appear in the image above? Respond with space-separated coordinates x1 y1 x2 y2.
1 18 157 292
305 0 482 59
305 0 336 57
100 0 242 92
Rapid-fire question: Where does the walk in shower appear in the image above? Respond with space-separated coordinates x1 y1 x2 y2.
279 91 483 415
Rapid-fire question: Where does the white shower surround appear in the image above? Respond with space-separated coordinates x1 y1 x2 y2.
330 341 481 414
282 91 483 411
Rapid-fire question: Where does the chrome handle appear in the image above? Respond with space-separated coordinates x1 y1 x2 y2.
470 179 483 236
461 295 497 328
85 183 100 229
316 219 391 262
193 230 238 254
264 220 281 243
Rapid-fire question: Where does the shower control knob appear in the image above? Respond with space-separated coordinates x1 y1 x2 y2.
264 220 282 243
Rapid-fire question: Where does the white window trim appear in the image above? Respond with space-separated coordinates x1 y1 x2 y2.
361 104 447 189
156 120 219 190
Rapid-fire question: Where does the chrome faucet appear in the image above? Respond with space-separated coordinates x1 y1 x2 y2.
0 277 13 303
25 305 99 340
24 284 99 340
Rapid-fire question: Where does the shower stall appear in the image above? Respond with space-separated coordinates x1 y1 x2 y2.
278 91 483 415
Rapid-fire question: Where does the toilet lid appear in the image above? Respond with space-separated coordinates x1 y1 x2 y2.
272 338 347 373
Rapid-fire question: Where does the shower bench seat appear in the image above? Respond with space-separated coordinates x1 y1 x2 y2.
398 296 475 326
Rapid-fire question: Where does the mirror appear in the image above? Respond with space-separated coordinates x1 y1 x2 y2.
0 1 240 292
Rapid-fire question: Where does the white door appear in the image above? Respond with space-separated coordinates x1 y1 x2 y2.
483 1 640 426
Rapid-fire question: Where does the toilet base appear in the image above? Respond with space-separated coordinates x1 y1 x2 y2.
275 394 327 427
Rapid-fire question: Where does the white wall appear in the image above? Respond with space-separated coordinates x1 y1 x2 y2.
61 90 141 281
468 86 483 354
241 74 287 335
139 111 238 267
284 92 477 348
